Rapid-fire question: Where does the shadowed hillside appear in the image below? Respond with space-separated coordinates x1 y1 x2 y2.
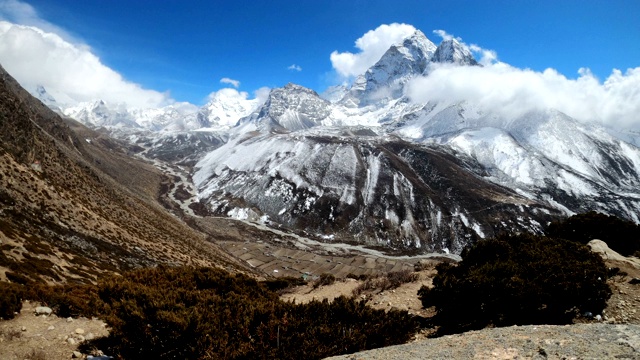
0 64 250 284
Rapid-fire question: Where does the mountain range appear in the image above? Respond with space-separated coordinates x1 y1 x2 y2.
30 29 640 255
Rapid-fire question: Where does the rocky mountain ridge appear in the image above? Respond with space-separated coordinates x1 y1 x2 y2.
28 28 640 256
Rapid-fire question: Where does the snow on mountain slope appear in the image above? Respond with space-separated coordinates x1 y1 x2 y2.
238 83 332 131
431 39 478 66
63 100 141 128
34 85 60 109
341 30 436 107
61 100 204 131
197 88 263 129
394 103 640 220
194 129 559 254
130 103 202 131
37 26 640 255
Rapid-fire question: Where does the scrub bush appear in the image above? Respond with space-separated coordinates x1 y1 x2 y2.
97 266 418 359
547 211 640 256
0 281 23 319
418 234 611 334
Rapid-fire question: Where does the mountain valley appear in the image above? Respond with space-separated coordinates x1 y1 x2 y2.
2 19 640 360
29 29 640 258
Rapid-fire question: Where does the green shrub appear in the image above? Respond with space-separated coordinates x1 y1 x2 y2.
262 276 307 292
23 283 101 318
5 271 31 285
97 266 418 359
346 273 370 281
386 270 419 288
352 270 418 296
0 281 23 319
546 211 640 256
418 234 611 334
313 273 336 288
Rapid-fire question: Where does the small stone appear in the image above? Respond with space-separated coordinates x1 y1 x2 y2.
67 338 77 345
48 325 55 331
85 333 95 340
75 328 85 335
595 315 602 321
77 335 85 342
72 351 83 358
387 302 392 307
21 326 26 331
35 306 53 316
67 317 74 323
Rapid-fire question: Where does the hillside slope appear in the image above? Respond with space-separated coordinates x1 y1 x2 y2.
0 64 248 284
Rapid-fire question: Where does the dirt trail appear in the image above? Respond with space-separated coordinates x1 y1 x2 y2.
0 301 109 360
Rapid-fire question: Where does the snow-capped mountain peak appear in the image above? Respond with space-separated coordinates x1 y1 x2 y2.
238 83 332 132
197 88 263 129
342 30 437 107
431 39 478 66
34 85 58 107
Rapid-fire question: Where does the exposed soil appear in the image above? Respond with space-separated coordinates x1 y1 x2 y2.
281 268 437 320
0 301 109 360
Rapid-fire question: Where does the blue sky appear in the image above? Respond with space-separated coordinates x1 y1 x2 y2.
1 0 639 107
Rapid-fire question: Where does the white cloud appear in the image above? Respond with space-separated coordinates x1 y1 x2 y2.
253 86 271 104
433 29 455 42
220 77 240 88
406 62 640 130
206 86 270 106
0 0 76 42
330 23 417 78
287 64 302 72
207 87 249 102
469 44 497 66
0 21 170 108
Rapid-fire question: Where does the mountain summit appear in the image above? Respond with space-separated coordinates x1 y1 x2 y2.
342 30 437 106
431 39 479 66
239 83 331 132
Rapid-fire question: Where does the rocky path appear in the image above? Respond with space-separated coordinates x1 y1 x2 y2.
0 301 109 360
326 324 640 360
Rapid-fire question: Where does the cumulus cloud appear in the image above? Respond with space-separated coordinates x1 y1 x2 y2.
220 77 240 88
206 87 250 103
206 86 270 106
469 44 497 66
433 29 456 42
253 86 271 104
0 20 171 108
0 0 76 42
330 23 417 78
406 62 640 130
287 64 302 72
